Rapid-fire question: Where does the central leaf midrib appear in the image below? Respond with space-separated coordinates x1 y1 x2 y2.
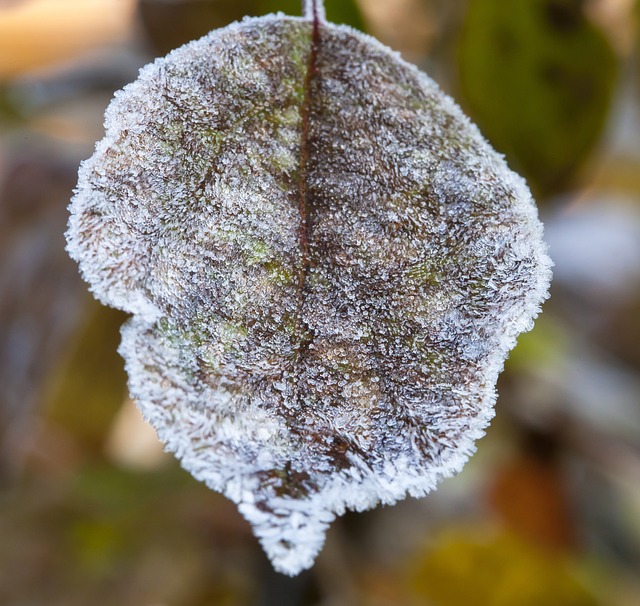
291 14 321 400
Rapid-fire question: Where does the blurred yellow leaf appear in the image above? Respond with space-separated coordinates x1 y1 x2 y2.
104 398 169 470
408 529 602 606
0 0 135 79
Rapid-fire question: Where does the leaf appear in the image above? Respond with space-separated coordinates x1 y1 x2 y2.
488 441 577 551
66 4 552 575
44 300 128 453
457 0 617 197
408 529 601 606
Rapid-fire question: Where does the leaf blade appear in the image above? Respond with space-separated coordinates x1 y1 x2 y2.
67 15 552 575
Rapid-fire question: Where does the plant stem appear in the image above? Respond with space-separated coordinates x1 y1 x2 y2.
303 0 326 22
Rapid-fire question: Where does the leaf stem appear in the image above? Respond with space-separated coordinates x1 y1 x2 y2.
303 0 326 23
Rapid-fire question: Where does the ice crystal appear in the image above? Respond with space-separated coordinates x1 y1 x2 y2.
66 6 552 575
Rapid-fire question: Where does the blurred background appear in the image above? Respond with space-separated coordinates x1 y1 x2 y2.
1 0 639 604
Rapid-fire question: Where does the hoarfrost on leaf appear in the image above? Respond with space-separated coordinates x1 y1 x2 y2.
66 1 552 576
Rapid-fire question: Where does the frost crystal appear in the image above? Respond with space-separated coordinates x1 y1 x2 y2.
66 12 552 575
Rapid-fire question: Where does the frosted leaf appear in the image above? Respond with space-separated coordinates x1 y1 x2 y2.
66 9 552 575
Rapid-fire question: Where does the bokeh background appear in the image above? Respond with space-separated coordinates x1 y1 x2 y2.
1 0 639 604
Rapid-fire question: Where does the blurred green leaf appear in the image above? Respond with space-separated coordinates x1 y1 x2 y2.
506 314 568 371
44 300 128 453
324 0 365 30
457 0 617 197
0 85 25 129
139 0 365 55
